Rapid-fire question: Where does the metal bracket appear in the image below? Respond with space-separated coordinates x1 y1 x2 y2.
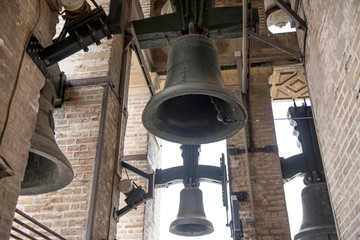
233 191 247 202
248 31 303 62
26 36 48 76
26 35 67 107
113 161 154 221
273 0 306 31
230 194 244 240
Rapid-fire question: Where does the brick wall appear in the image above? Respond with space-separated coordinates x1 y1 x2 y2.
16 86 104 239
224 68 291 239
0 0 59 238
15 0 131 238
297 1 360 239
116 63 162 240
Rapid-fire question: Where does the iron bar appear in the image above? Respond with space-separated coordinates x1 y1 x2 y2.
273 0 306 30
131 24 155 96
13 218 52 240
123 154 148 161
86 85 109 239
11 227 37 240
248 30 303 61
15 209 66 239
198 0 205 26
10 233 23 240
227 145 278 155
66 76 110 87
242 0 248 94
243 128 255 223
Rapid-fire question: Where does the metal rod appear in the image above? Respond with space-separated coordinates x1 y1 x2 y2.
247 30 303 61
90 0 99 8
194 0 197 24
86 85 109 239
198 0 205 26
121 161 152 179
15 209 65 239
11 227 37 240
273 0 306 30
243 129 255 223
10 233 23 240
179 0 186 29
241 0 248 94
13 218 52 240
131 24 155 96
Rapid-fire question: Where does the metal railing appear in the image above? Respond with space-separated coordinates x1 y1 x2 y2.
10 209 66 240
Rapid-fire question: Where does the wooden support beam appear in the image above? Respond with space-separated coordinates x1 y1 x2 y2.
132 7 259 49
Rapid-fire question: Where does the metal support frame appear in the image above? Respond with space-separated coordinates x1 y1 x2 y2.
273 0 306 31
113 161 154 221
247 30 303 61
113 146 243 240
130 24 155 96
113 145 228 221
281 104 325 184
229 194 243 240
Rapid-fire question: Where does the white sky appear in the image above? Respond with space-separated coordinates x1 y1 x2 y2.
158 100 310 240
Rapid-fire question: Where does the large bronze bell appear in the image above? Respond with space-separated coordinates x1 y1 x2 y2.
20 79 74 195
142 34 247 144
294 182 338 240
169 187 214 236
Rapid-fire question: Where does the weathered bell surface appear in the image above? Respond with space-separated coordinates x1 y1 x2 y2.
169 187 214 236
142 34 247 144
294 182 338 240
20 79 74 195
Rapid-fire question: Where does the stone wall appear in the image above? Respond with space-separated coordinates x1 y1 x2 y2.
224 68 291 239
0 0 59 238
297 1 360 239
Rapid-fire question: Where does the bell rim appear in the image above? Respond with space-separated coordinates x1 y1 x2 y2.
294 225 338 240
142 82 247 144
20 133 74 195
169 217 214 236
20 148 74 195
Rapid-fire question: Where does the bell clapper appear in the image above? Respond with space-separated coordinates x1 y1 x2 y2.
210 96 238 124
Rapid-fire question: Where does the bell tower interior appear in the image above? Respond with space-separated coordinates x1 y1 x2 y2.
0 0 359 240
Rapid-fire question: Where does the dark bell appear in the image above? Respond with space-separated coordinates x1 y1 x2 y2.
169 187 214 236
20 79 74 195
294 182 338 240
142 34 247 144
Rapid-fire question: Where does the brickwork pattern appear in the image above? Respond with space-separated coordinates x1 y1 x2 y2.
225 67 291 239
57 0 113 81
90 87 122 240
123 91 152 156
117 70 161 240
17 86 104 240
297 1 360 239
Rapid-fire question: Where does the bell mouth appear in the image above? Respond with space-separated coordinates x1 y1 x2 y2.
169 218 214 237
20 133 74 195
142 82 247 144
